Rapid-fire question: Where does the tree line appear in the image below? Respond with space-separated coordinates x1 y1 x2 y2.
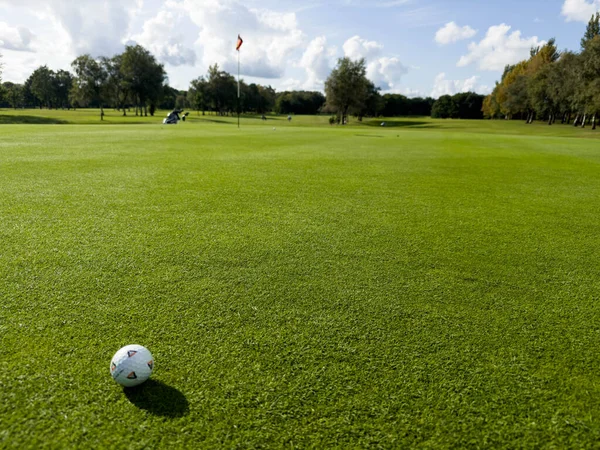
2 45 483 121
1 45 167 117
483 13 600 129
0 46 439 120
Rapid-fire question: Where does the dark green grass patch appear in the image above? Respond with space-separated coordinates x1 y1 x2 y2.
0 115 68 125
1 123 600 448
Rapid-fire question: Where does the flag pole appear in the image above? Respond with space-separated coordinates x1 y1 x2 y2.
237 48 240 129
236 34 243 129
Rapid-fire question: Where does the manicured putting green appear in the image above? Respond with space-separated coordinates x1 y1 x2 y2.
1 113 599 447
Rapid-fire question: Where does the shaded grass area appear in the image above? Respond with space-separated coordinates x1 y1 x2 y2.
362 119 435 128
0 115 68 125
0 123 600 447
2 108 600 140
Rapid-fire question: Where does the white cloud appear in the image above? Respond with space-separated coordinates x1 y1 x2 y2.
181 0 304 79
0 22 35 52
431 72 490 98
367 57 408 91
131 7 197 67
0 0 306 82
384 86 423 97
299 36 335 90
0 0 143 57
342 35 408 91
401 88 423 98
435 22 477 45
280 78 302 91
341 0 412 7
457 24 544 71
343 35 383 60
561 0 600 22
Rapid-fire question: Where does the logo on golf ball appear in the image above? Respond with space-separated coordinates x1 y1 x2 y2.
110 344 154 387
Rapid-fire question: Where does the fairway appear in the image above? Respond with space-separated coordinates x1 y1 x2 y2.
1 116 600 448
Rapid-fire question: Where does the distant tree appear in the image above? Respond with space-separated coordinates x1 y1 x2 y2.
452 92 485 119
189 76 208 114
22 76 38 108
581 13 600 50
29 66 56 109
102 55 130 115
381 94 409 116
580 35 600 128
482 87 502 119
528 64 554 123
358 81 383 119
53 70 74 109
544 51 579 123
431 95 457 118
504 74 531 121
158 84 179 110
206 64 237 115
275 91 325 115
257 85 276 113
175 94 187 110
325 57 370 124
381 94 434 117
0 53 3 102
120 45 167 116
3 82 24 109
71 55 107 118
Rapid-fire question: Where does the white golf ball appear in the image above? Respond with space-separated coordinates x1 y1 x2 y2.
110 344 154 387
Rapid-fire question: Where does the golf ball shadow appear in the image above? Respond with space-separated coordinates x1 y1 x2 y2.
123 379 189 418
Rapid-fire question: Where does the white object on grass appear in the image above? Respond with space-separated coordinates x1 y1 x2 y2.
110 345 154 387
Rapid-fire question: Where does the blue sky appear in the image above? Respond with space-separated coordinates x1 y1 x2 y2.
0 0 598 97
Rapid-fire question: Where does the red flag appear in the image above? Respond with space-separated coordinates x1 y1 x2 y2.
236 35 243 51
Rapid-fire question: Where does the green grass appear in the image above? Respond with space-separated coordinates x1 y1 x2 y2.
1 112 600 448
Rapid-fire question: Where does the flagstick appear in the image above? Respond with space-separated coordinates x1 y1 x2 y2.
237 49 240 129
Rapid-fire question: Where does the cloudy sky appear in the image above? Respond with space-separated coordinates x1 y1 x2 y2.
0 0 598 98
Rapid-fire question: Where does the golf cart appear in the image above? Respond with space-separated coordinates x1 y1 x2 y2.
163 109 189 125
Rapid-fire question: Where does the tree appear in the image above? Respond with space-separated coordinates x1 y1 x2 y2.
53 70 74 109
483 85 503 119
504 74 531 121
189 76 208 114
274 91 326 115
206 64 237 115
22 75 38 108
528 64 554 123
483 39 559 122
102 55 130 115
324 57 370 124
381 95 434 117
431 95 457 118
359 81 383 119
71 55 107 118
580 35 600 128
257 85 276 113
581 13 600 50
453 92 485 119
0 53 3 103
120 45 167 116
2 82 24 109
0 52 3 82
29 66 56 109
545 51 579 123
158 85 180 110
